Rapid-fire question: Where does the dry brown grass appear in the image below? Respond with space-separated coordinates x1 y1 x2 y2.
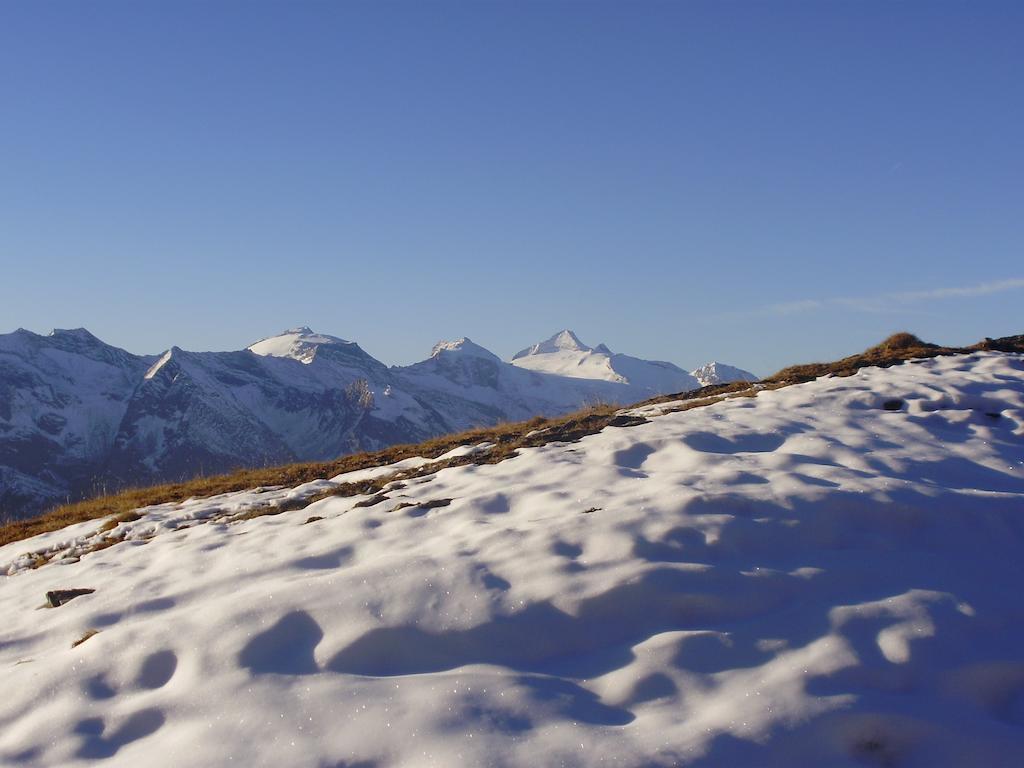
0 405 616 548
71 629 99 648
766 332 1024 384
2 331 1021 550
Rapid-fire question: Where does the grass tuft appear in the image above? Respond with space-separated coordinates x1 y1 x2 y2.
71 629 99 648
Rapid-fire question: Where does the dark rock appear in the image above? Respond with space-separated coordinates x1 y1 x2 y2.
418 498 452 510
607 415 650 428
354 493 389 508
404 498 454 517
47 588 96 608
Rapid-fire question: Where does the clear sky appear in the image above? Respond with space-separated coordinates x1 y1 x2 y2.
1 0 1021 376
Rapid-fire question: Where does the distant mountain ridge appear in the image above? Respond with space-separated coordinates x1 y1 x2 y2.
690 361 759 387
0 326 755 519
510 329 699 391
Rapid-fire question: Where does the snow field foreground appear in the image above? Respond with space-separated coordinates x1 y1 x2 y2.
1 352 1023 767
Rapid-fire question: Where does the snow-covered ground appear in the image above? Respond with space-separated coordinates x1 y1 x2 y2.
1 352 1023 767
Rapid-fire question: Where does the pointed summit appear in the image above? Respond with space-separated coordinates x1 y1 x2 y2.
512 330 591 360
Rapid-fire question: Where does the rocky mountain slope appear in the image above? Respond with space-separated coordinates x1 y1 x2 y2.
0 327 754 519
2 350 1021 766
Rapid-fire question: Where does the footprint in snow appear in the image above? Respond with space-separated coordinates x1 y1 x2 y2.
137 649 178 689
73 708 166 759
682 431 787 454
239 610 323 675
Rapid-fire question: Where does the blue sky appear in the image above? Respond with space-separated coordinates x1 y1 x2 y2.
1 0 1021 375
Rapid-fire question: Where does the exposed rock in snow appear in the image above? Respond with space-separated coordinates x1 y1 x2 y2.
1 351 1022 766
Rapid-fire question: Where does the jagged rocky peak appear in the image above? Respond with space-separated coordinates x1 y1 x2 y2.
430 337 500 361
247 327 358 364
512 329 592 360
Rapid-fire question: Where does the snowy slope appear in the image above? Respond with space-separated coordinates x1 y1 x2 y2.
2 352 1023 767
512 329 702 394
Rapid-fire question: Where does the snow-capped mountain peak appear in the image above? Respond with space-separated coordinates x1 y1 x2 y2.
512 329 591 360
248 327 357 364
430 337 499 361
690 361 758 386
509 330 700 394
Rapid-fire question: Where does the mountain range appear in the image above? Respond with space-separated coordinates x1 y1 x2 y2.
0 326 754 518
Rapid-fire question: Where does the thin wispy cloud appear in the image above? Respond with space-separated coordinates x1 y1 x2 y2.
767 278 1024 317
770 299 825 316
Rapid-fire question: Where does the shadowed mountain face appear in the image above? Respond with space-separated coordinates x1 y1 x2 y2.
0 327 754 519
